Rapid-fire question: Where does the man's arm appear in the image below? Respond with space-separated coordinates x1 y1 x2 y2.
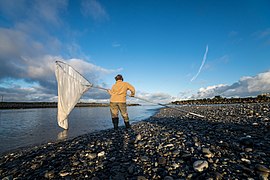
107 89 112 95
127 83 135 97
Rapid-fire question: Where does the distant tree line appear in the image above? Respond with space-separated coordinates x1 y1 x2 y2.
0 102 140 109
172 94 270 105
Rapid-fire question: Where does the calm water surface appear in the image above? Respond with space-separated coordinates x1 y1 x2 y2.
0 106 160 154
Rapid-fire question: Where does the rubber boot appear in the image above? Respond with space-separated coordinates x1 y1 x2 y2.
124 121 131 129
112 117 119 130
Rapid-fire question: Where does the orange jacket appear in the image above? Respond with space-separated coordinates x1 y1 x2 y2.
108 80 135 103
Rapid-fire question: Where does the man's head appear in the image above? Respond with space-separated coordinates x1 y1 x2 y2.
115 74 123 81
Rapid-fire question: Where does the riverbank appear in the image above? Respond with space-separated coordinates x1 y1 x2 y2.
1 103 270 179
0 102 140 109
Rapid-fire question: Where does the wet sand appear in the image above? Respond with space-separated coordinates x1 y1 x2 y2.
0 103 270 179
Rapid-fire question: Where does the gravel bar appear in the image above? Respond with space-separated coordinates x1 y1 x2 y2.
1 103 270 179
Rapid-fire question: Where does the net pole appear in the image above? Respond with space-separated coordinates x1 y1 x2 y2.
131 96 205 118
92 86 205 118
56 61 205 119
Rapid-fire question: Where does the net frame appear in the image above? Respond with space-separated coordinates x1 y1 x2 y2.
55 61 92 87
55 61 93 129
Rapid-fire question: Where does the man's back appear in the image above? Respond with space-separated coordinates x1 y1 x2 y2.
110 80 135 102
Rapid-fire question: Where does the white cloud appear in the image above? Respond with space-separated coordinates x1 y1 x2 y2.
0 0 68 27
0 55 122 102
33 0 68 26
68 58 121 75
0 0 118 102
0 28 40 57
189 70 270 99
112 42 121 47
129 91 176 105
0 0 28 20
190 84 228 99
0 83 56 102
64 58 122 85
253 28 270 45
255 28 270 39
82 90 176 106
81 0 109 21
177 89 195 100
228 31 238 37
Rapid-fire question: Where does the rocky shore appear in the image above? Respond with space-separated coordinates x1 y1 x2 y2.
1 103 270 179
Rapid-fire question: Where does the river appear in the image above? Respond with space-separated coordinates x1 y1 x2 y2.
0 105 160 155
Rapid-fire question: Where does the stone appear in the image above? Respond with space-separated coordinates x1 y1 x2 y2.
137 176 147 180
245 148 253 152
30 163 39 170
158 157 167 165
239 137 254 147
164 143 174 148
87 153 97 159
255 164 270 173
135 134 142 143
172 150 180 156
241 158 251 164
193 160 209 172
128 164 135 174
258 172 269 180
202 148 212 154
59 172 69 177
2 176 13 180
91 177 100 180
164 176 174 180
97 151 105 157
140 156 149 162
1 102 270 180
44 171 55 179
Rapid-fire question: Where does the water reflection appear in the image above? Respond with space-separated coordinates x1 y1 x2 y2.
57 129 68 140
0 106 160 154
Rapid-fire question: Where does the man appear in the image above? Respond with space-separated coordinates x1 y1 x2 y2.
107 74 135 130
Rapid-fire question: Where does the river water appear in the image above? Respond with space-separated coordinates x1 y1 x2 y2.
0 106 160 155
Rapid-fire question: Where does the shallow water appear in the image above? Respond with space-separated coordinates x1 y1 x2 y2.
0 106 159 154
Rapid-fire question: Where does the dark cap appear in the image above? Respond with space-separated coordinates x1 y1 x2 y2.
115 74 123 81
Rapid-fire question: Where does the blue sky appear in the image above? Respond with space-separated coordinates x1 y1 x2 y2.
0 0 270 103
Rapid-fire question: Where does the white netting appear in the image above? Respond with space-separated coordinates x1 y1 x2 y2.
55 61 92 129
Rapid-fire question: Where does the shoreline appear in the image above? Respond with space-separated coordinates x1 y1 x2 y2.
1 103 270 179
0 102 140 109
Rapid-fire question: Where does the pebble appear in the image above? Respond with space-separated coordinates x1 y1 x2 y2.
164 176 174 180
255 164 270 173
158 157 167 166
87 153 97 159
202 147 214 158
0 103 269 179
137 176 147 180
241 158 251 164
245 148 253 152
97 151 105 157
258 172 269 180
135 134 142 143
59 172 69 177
193 160 209 172
140 156 149 162
44 171 54 179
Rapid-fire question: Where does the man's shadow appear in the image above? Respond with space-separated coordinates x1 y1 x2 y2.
91 125 141 180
